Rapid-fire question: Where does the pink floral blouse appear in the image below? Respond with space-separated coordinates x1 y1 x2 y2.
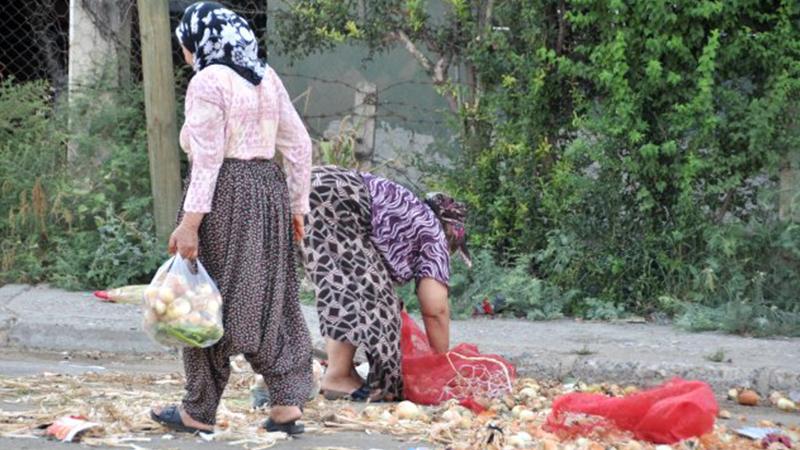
179 65 312 214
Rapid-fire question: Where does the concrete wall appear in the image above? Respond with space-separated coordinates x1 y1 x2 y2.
265 21 451 185
68 0 132 90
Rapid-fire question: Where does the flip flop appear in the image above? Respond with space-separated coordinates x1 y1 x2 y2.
149 405 208 434
263 418 304 435
322 383 371 402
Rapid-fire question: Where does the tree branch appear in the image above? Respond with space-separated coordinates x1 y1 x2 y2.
388 31 459 113
714 190 735 223
420 27 443 56
433 55 451 84
435 56 459 113
391 30 434 75
556 0 566 55
481 0 495 40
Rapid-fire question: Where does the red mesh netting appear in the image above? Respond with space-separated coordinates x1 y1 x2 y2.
400 311 515 410
545 378 718 444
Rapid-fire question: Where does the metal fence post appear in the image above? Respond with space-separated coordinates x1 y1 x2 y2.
354 81 377 168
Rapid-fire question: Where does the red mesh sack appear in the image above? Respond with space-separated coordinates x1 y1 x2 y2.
400 311 515 409
545 378 718 444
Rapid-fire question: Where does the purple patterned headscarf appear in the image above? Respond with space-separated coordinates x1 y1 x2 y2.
425 192 471 268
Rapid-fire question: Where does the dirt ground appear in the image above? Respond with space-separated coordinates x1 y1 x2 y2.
0 349 797 450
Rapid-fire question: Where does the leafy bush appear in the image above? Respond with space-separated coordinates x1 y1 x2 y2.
677 303 800 337
47 207 162 290
1 79 164 289
1 79 66 282
573 298 626 321
437 0 800 334
401 250 568 320
269 0 800 335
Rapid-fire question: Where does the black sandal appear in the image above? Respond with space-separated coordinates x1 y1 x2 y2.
149 405 209 434
322 383 371 402
263 418 304 435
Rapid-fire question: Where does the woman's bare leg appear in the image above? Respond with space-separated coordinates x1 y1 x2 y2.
269 405 302 423
320 338 363 392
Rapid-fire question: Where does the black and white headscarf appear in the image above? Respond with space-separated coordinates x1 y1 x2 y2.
175 2 266 85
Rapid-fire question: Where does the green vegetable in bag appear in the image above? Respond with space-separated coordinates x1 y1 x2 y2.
142 256 224 348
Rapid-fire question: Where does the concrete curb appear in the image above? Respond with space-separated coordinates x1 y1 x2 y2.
511 354 800 394
0 284 167 355
0 284 26 348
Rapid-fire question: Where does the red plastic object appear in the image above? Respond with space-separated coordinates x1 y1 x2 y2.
400 310 515 407
545 378 718 444
459 396 488 413
93 290 112 301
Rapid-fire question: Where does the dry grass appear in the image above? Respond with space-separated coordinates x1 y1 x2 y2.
0 371 796 449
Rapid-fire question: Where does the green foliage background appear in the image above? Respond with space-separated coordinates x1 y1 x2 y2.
456 0 800 333
276 0 800 334
0 79 164 289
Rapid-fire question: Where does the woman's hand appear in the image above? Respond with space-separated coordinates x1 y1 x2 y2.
168 224 199 259
168 213 204 259
292 214 305 242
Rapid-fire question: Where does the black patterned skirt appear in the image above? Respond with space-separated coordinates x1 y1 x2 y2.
302 166 403 399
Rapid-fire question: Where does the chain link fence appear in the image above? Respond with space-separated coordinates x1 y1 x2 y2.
0 0 268 93
0 0 71 88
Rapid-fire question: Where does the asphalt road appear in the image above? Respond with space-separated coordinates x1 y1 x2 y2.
0 433 423 450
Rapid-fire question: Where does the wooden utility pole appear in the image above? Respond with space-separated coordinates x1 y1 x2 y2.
138 0 182 243
354 82 377 169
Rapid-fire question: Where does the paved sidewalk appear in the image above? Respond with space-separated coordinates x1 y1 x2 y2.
2 284 799 393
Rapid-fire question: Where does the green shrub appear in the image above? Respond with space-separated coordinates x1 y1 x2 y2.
254 0 800 335
1 79 164 289
1 79 66 281
573 298 627 321
401 250 568 320
677 302 800 337
437 0 800 335
47 207 162 290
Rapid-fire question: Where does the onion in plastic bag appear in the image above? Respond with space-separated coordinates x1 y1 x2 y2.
142 256 223 348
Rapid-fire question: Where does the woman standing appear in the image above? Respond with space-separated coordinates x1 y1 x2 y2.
303 166 471 401
150 2 312 435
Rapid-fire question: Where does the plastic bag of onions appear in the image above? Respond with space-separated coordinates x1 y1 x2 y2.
142 256 223 348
